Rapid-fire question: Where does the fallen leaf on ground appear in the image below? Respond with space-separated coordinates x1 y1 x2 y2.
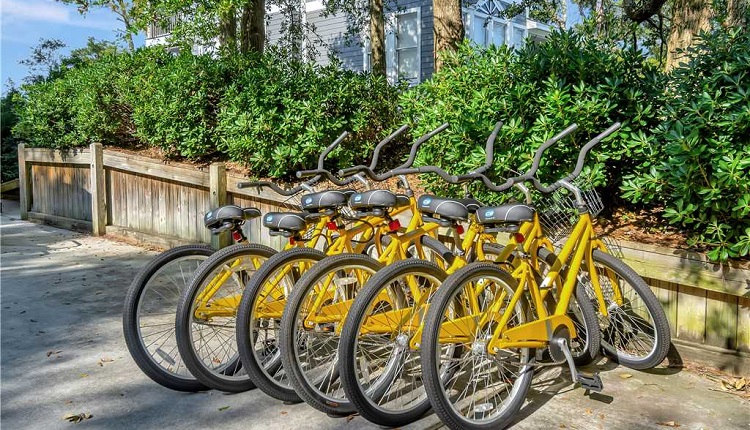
584 408 593 415
657 421 680 427
97 358 114 367
619 373 633 379
218 406 230 411
280 411 287 415
735 377 746 390
63 412 92 423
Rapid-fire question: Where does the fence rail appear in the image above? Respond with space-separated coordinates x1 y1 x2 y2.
16 143 750 373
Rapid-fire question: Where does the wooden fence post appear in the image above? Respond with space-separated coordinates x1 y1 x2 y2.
90 143 106 236
209 162 231 249
17 144 30 220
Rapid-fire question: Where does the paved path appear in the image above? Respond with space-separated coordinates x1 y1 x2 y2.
1 199 748 429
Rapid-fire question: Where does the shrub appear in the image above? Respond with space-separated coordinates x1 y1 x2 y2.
216 51 403 177
399 30 666 205
122 49 229 158
401 31 662 202
622 28 750 260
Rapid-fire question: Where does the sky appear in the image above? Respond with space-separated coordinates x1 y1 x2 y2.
1 0 144 94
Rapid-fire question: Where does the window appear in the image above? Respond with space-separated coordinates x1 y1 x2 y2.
464 0 527 49
364 8 421 84
394 11 420 83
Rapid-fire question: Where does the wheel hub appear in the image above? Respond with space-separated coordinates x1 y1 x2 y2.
395 333 409 348
471 340 487 356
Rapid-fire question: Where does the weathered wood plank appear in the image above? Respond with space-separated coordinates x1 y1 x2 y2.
103 152 209 187
676 284 707 344
24 148 90 164
705 290 738 350
647 278 678 338
27 211 92 232
618 239 749 297
1 179 19 193
90 143 106 235
737 296 750 353
210 163 230 249
106 225 206 250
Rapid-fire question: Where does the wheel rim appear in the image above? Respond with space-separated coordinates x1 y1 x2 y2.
585 263 658 362
431 271 532 425
137 255 207 380
292 262 378 404
352 270 443 415
249 257 320 390
188 254 265 379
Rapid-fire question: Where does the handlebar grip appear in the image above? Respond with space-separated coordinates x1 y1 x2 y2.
472 121 502 175
532 122 621 194
370 124 409 170
296 169 318 179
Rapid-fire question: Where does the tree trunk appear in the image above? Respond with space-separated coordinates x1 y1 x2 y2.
369 0 386 76
595 0 604 35
115 0 135 52
557 0 567 30
433 0 464 72
726 0 749 28
666 0 713 70
240 0 265 53
219 5 238 53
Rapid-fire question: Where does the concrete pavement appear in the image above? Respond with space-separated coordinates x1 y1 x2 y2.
1 198 748 429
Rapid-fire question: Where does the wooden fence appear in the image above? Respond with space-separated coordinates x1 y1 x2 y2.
16 143 750 373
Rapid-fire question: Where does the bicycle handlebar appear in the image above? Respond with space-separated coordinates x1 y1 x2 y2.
338 123 450 180
531 122 621 194
517 123 578 181
336 125 408 177
237 131 349 195
466 121 502 175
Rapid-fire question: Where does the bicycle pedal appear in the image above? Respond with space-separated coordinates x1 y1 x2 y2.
577 372 603 392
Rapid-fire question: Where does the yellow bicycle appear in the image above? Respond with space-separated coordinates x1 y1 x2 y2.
420 123 671 430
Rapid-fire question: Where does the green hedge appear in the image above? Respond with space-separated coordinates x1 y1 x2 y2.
12 47 403 176
622 29 750 261
399 30 665 204
9 29 749 260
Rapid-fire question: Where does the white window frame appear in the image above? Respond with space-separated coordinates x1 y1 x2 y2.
362 7 422 85
462 0 528 49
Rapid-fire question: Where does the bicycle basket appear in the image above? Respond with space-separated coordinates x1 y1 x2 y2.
535 177 604 244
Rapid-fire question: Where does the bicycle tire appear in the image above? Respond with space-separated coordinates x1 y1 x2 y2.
236 247 327 402
122 244 213 392
339 258 447 427
586 250 671 370
175 243 277 393
280 253 384 416
421 263 534 430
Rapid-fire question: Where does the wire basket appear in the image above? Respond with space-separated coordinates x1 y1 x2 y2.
536 177 604 245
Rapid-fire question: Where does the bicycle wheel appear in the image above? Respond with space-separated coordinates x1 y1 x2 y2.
421 263 534 430
339 259 447 427
175 243 277 392
279 253 383 415
123 244 212 392
236 247 326 402
583 250 670 370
